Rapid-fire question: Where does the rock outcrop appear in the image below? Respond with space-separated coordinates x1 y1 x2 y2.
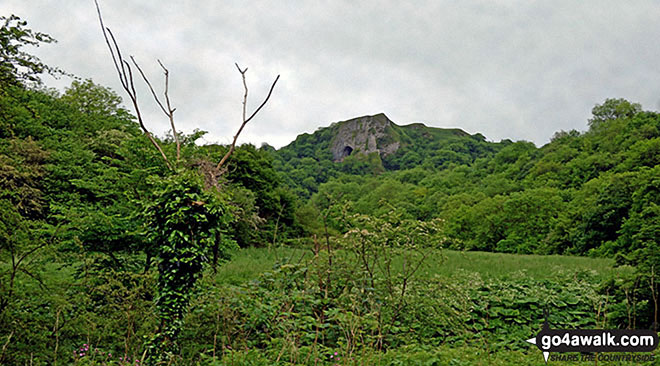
330 113 400 161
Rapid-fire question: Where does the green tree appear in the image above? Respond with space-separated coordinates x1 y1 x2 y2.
0 15 62 86
0 140 50 314
589 98 642 130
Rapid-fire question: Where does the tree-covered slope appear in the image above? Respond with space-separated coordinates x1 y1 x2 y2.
273 113 506 197
300 99 659 258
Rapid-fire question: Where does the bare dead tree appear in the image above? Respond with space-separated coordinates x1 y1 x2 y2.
94 0 278 172
95 0 173 170
216 63 280 170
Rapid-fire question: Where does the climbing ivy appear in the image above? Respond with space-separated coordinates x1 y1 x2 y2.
142 171 236 363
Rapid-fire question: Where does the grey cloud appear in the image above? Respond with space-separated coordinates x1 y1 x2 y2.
2 0 659 148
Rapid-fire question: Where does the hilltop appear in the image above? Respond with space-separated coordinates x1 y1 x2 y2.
273 113 506 196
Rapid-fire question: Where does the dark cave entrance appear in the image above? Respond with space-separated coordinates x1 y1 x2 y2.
341 146 353 158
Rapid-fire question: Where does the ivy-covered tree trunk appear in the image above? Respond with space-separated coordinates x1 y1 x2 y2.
142 172 235 363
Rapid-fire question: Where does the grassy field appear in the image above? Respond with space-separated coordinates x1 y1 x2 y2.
215 246 621 285
210 247 651 366
431 250 620 280
5 247 647 365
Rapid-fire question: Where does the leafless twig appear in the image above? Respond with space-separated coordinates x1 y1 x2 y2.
217 64 279 170
95 0 173 170
95 1 278 174
131 57 181 160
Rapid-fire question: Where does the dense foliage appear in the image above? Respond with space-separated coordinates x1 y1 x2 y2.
0 14 65 86
273 117 504 198
1 15 658 366
285 100 659 260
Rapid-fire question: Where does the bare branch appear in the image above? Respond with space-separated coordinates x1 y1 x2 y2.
131 58 181 160
95 1 125 89
0 331 14 363
158 60 181 160
97 1 277 172
245 75 280 125
95 0 173 171
237 63 248 132
217 65 280 170
123 59 137 98
107 29 129 88
18 267 47 290
131 57 168 115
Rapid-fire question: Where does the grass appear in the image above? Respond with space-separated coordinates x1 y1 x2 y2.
215 246 623 285
3 246 638 366
214 246 309 285
426 250 619 281
210 247 647 365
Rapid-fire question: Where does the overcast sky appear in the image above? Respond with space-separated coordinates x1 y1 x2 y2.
2 1 660 148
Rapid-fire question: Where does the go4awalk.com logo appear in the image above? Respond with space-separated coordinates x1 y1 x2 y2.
526 316 658 363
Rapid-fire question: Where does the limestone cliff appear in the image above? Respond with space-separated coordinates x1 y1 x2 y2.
330 113 400 161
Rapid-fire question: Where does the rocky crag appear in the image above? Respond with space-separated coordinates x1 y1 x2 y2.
329 113 400 161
